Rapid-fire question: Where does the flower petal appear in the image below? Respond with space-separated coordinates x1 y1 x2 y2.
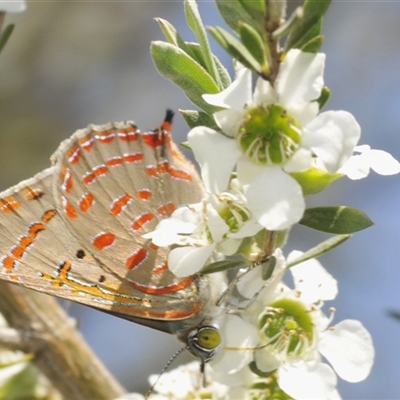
253 77 277 105
188 127 241 193
142 217 194 246
319 320 375 382
240 166 305 230
213 109 243 138
211 314 259 374
288 250 338 303
278 361 337 399
303 111 361 173
254 348 280 372
276 49 325 108
284 147 313 172
338 153 370 180
168 244 215 277
364 149 400 176
206 203 230 242
203 68 252 109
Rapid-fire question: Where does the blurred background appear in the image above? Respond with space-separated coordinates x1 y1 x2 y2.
1 1 400 398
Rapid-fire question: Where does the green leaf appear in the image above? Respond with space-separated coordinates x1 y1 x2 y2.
215 0 259 33
301 34 324 53
291 167 341 196
0 363 40 399
155 18 198 59
261 256 276 280
186 43 231 89
286 234 351 268
202 259 245 274
209 26 261 73
288 16 323 52
299 206 374 234
315 85 330 109
151 41 220 114
239 22 270 75
249 361 275 378
238 0 266 26
180 109 217 130
272 7 303 39
185 0 222 90
0 24 15 53
285 0 331 51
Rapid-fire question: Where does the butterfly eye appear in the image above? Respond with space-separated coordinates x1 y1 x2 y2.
186 325 221 365
197 327 221 350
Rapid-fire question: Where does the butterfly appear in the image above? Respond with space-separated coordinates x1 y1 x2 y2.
0 110 224 366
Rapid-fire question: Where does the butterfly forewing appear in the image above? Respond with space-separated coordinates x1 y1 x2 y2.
0 118 210 333
52 120 204 285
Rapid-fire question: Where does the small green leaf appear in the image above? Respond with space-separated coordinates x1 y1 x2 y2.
239 22 270 75
285 0 331 51
186 43 231 89
237 0 266 27
288 16 323 52
286 234 351 268
0 24 15 53
180 109 217 130
215 0 259 33
202 259 245 274
261 256 276 281
272 7 303 39
299 206 374 234
301 34 324 53
185 0 222 90
209 26 261 73
291 167 341 196
151 41 220 114
0 363 40 399
249 361 275 378
315 85 330 109
156 18 199 61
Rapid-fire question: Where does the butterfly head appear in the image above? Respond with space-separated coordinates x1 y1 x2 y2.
186 325 221 367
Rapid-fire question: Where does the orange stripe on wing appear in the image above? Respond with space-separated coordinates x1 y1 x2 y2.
137 189 152 201
23 187 44 201
93 232 116 250
131 212 154 231
0 197 21 213
128 275 195 295
125 248 148 270
79 192 95 212
157 202 176 216
109 193 132 216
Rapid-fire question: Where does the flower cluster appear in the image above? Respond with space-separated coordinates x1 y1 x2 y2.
142 44 399 398
146 48 400 277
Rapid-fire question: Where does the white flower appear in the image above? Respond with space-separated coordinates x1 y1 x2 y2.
146 361 229 400
339 144 400 179
188 49 361 230
212 250 374 399
144 179 265 277
0 0 26 13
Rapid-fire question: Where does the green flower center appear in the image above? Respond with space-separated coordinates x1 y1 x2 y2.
258 298 314 358
238 104 301 165
217 192 251 233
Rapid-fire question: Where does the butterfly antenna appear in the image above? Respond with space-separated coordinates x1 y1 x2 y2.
145 345 186 399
